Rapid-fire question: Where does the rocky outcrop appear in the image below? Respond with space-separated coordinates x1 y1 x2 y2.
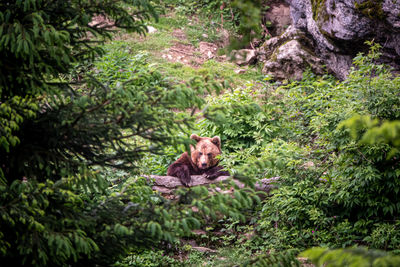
259 0 400 80
286 0 400 79
260 25 325 80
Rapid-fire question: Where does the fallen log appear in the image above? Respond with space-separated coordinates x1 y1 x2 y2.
147 175 280 195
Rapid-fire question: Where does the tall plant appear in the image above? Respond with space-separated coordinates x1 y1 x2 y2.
0 1 228 265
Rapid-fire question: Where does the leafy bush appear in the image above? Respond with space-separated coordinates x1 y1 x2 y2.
243 249 301 267
186 40 400 259
236 44 400 251
199 83 279 149
0 1 262 266
301 247 400 267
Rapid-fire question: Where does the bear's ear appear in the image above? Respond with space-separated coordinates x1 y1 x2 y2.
190 134 201 142
211 136 221 148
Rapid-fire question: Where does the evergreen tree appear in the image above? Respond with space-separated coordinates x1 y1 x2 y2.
0 0 213 265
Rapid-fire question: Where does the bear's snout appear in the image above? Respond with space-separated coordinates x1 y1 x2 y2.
199 154 210 169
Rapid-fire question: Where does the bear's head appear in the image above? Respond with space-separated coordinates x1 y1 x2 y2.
190 134 221 170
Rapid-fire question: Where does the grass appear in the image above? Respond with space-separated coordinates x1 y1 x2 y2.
111 11 263 88
115 30 176 53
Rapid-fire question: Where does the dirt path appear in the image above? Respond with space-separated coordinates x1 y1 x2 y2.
160 29 224 67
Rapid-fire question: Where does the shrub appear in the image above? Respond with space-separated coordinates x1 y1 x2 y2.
0 1 260 266
301 247 400 267
246 44 400 250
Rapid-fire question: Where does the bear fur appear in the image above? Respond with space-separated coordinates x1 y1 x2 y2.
167 134 230 186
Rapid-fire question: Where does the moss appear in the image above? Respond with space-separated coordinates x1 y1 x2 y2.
270 47 279 62
310 0 339 44
311 0 327 21
314 0 386 22
354 0 385 20
311 0 336 28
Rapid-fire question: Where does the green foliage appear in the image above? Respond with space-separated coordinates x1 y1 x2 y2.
0 178 101 265
301 247 400 267
114 247 183 266
242 250 301 267
0 0 156 99
229 0 262 48
0 96 37 154
340 115 400 158
176 0 262 48
338 42 400 158
160 0 261 48
0 3 161 264
226 43 400 252
199 83 279 152
0 1 264 266
0 0 158 180
164 0 240 29
3 0 400 264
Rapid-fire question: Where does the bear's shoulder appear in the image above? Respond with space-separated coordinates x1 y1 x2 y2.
177 152 191 163
167 152 200 175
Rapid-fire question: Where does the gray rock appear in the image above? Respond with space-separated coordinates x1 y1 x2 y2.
284 0 400 79
146 26 157 34
259 25 325 80
192 229 207 235
259 25 315 60
318 0 373 40
234 68 248 74
383 0 400 29
231 49 257 65
255 177 280 193
263 39 324 80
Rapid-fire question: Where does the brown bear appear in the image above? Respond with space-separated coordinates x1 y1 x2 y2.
167 134 230 186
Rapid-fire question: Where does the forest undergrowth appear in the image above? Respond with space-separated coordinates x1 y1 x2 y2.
110 3 400 267
2 0 400 266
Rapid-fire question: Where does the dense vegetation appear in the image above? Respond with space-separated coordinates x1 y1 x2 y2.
0 0 259 266
1 0 400 266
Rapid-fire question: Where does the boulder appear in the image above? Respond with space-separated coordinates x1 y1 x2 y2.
149 175 234 189
260 25 325 80
255 176 280 192
231 49 258 65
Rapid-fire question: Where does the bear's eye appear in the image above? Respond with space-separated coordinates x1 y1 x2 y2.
198 152 203 156
207 153 212 157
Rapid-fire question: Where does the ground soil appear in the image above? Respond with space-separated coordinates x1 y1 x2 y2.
161 29 225 67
